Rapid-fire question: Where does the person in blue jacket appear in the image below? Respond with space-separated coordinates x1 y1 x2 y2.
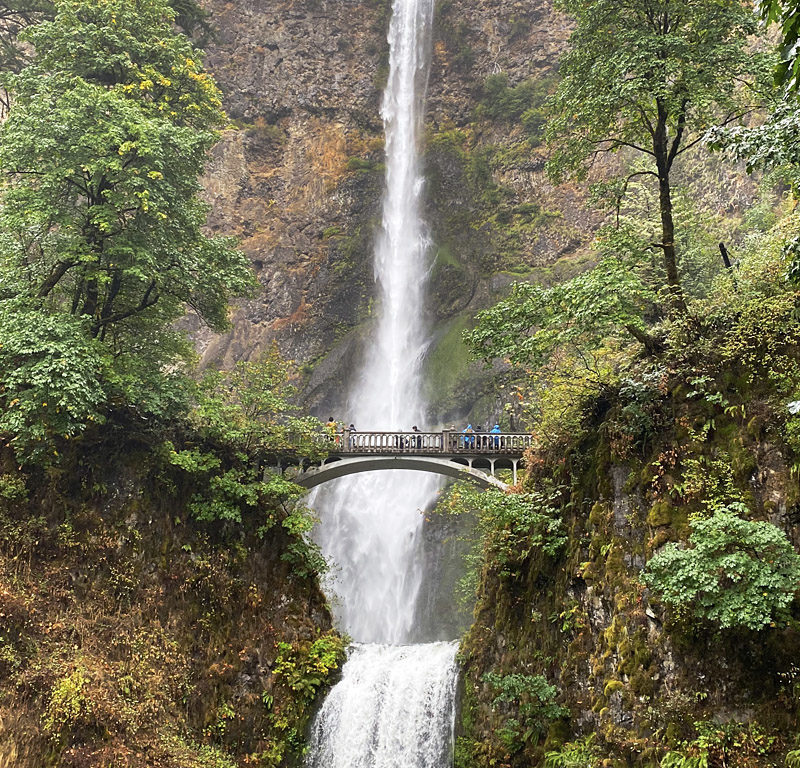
490 423 501 449
462 424 475 448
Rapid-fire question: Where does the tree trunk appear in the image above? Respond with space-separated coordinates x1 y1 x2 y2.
657 170 686 314
624 323 664 355
653 101 687 315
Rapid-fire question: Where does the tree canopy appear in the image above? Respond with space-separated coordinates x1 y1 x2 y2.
759 0 800 91
547 0 766 311
0 0 253 456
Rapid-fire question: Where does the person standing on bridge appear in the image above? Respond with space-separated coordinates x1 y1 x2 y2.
325 417 338 445
491 423 501 449
462 424 475 449
411 425 421 449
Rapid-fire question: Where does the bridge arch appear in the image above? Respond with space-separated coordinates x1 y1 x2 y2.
293 456 510 492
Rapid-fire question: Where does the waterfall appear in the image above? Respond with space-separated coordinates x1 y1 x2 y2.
306 0 459 765
306 644 459 768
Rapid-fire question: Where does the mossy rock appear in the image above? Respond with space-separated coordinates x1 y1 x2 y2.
647 501 672 527
589 502 611 527
603 679 625 697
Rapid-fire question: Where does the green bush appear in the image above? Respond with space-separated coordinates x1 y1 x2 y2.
0 303 108 460
483 671 568 752
260 632 345 766
662 720 778 767
443 484 567 581
42 668 92 742
477 73 555 144
544 735 602 768
642 505 800 630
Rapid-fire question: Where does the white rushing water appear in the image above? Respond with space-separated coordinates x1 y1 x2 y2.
311 0 438 644
306 643 459 768
306 0 459 766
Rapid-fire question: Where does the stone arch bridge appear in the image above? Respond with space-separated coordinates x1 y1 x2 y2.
288 430 533 492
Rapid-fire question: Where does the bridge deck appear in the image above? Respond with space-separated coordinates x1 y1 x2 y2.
325 430 533 457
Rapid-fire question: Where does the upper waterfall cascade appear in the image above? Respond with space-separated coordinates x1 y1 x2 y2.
306 0 460 766
309 0 437 646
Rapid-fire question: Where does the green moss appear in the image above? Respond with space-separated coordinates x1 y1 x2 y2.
346 156 384 174
603 679 625 697
589 501 609 526
425 313 473 401
647 500 672 527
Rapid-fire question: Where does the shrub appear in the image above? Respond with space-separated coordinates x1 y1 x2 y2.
42 668 92 742
641 504 800 630
483 671 568 752
443 484 567 580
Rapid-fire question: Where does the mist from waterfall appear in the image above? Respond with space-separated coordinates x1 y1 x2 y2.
305 0 459 766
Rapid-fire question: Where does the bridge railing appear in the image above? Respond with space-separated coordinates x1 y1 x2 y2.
328 430 534 456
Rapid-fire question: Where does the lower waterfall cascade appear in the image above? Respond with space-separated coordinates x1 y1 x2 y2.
306 0 460 764
306 643 459 768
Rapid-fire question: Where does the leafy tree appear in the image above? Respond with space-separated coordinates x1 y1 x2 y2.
0 0 252 337
0 0 253 456
163 348 328 577
642 505 800 630
546 0 765 312
759 0 800 91
193 344 328 459
0 301 108 458
0 0 52 75
465 255 659 368
0 0 208 83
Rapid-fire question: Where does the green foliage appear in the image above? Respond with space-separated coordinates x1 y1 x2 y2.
346 155 384 173
0 302 108 458
708 101 800 281
160 735 238 768
476 73 554 145
0 0 252 330
547 0 768 308
0 0 53 75
667 223 800 399
483 671 568 752
277 504 327 579
443 484 567 580
642 504 800 630
42 667 91 741
464 257 656 370
0 0 253 462
0 472 27 502
547 0 763 184
273 633 344 698
161 347 328 575
662 720 779 767
193 343 327 459
260 632 345 766
544 735 602 768
759 0 800 91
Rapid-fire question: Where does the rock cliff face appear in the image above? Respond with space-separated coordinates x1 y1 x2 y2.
0 435 340 767
455 385 800 767
198 0 601 421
